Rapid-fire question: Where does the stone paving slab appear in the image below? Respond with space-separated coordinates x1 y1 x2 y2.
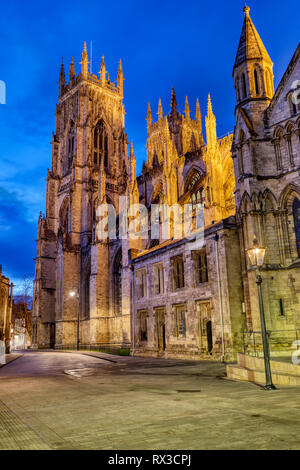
0 354 23 368
0 399 51 450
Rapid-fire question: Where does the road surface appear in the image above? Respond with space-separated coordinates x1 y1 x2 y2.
0 350 300 450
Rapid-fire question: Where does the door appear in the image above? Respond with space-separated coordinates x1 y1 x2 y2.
206 320 213 353
196 301 212 354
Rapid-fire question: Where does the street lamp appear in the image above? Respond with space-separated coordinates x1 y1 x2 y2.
69 289 80 351
247 235 276 390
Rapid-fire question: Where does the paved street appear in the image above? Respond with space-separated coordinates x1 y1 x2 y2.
0 351 300 450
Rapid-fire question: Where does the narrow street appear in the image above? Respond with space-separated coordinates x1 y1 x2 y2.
0 351 300 450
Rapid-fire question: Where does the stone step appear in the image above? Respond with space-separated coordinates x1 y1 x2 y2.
227 364 300 386
237 352 300 376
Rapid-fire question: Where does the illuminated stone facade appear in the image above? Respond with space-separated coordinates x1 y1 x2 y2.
232 6 300 346
33 7 300 360
0 266 13 353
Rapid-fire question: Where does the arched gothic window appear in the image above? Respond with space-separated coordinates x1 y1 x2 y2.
186 170 202 192
286 124 295 167
254 68 260 95
67 121 75 170
241 73 247 99
93 121 108 167
274 129 283 170
293 198 300 257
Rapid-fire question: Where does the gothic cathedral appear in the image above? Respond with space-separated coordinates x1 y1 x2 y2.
33 7 300 360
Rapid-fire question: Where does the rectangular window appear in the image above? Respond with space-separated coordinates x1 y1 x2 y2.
196 249 208 284
175 304 186 338
154 264 164 295
172 256 184 290
137 270 147 299
140 311 148 342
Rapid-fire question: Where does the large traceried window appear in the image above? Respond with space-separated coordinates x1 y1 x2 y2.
293 198 300 258
93 120 108 167
113 250 122 315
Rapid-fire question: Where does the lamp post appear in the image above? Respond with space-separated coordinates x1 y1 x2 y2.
247 236 276 390
69 290 80 351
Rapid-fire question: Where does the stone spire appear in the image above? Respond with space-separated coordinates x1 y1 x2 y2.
58 59 65 97
234 6 272 70
69 57 75 82
80 42 89 79
184 96 190 121
146 102 152 132
100 55 106 87
157 98 163 121
205 94 217 149
117 59 124 96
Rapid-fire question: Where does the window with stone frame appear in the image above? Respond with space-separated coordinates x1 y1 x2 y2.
171 255 185 290
293 198 300 258
153 264 164 295
139 310 148 342
195 248 208 284
137 269 147 299
93 120 108 167
175 304 186 338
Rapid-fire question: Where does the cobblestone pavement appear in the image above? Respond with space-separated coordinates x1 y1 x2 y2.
0 350 300 450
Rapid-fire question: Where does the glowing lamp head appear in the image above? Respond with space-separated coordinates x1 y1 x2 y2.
69 290 76 298
247 236 266 267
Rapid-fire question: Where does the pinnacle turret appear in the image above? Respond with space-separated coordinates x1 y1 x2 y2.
157 98 163 121
80 42 89 79
69 57 75 82
205 94 217 149
99 55 106 86
58 59 65 97
184 96 190 121
117 59 124 95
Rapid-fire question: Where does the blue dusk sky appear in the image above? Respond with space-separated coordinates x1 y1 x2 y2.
0 0 299 292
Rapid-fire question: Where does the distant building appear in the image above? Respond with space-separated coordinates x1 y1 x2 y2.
32 7 300 360
11 300 32 350
0 266 14 353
